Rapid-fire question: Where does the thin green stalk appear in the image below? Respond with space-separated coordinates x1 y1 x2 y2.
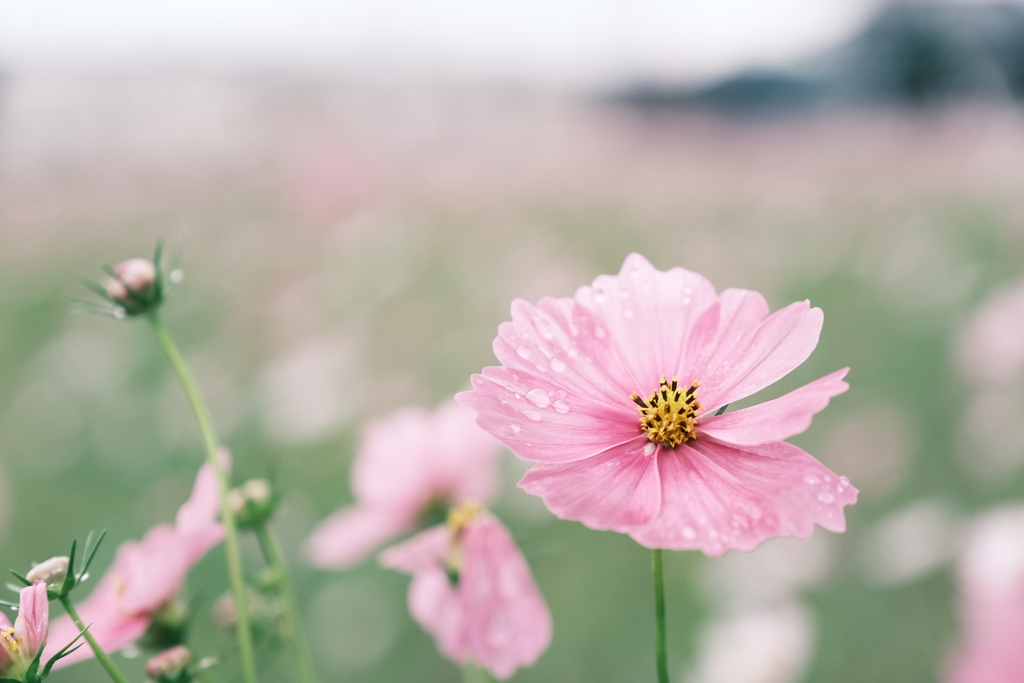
148 314 257 683
652 548 669 683
462 663 495 683
58 595 131 683
254 524 319 683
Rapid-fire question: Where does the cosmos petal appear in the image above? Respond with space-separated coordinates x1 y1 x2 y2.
518 438 661 531
630 439 857 555
699 368 850 446
306 506 417 569
461 517 552 680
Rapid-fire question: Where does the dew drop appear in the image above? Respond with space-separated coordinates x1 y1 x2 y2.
516 346 532 360
510 424 521 434
169 268 185 284
526 389 550 408
522 409 542 422
682 297 691 305
567 344 579 357
682 526 697 540
514 393 521 400
553 400 570 414
803 475 821 486
824 475 833 483
594 288 606 304
550 357 566 372
839 476 850 487
113 307 127 320
643 442 657 457
557 390 567 398
471 376 484 387
535 362 547 372
817 491 835 504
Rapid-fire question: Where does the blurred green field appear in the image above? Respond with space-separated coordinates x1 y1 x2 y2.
2 79 1024 683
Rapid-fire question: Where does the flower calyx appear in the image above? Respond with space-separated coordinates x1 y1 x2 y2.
12 532 106 601
227 479 278 529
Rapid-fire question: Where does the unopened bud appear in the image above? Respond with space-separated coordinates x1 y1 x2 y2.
145 646 192 683
106 258 156 300
228 478 276 528
26 556 69 587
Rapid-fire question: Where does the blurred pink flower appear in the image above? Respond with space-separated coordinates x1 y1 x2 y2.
44 454 228 668
380 504 551 680
955 278 1024 385
0 581 48 678
305 400 503 568
947 506 1024 683
458 253 857 556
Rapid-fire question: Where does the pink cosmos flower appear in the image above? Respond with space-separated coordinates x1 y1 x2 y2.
305 400 502 568
380 503 551 680
44 454 228 668
457 253 857 556
0 581 48 678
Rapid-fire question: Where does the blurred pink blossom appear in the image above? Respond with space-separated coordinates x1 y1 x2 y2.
458 253 857 556
380 505 551 680
44 454 228 668
0 581 48 678
947 506 1024 683
305 400 503 568
956 278 1024 385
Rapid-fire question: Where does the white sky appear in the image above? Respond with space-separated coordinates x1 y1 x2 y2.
0 0 985 87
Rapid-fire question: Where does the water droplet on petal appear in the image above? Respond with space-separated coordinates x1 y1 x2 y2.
682 526 697 540
803 475 821 486
550 357 566 372
817 491 835 504
643 442 657 457
526 389 550 408
839 476 850 487
509 424 521 434
514 393 521 400
169 268 185 284
553 400 570 413
113 307 127 320
471 376 484 387
535 362 547 372
824 475 833 483
523 409 542 422
516 345 531 360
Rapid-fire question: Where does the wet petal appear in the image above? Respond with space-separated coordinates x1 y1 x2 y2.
518 437 661 532
630 439 857 555
696 297 824 410
699 369 850 446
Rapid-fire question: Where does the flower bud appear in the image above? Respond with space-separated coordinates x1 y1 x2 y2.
228 478 276 528
145 646 193 683
26 556 69 587
105 258 163 315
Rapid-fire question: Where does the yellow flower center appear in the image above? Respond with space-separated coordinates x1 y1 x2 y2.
631 376 703 448
446 501 484 535
1 628 19 654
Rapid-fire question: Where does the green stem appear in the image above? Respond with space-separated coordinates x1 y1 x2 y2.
652 548 669 683
58 595 131 683
461 663 495 683
148 314 258 683
254 524 319 683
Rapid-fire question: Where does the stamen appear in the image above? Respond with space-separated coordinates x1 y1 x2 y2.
632 376 703 448
447 501 484 535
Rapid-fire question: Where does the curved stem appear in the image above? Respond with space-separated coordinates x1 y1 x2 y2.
58 595 131 683
254 524 319 683
148 314 258 683
652 548 669 683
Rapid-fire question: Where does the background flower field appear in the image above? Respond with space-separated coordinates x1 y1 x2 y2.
3 8 1024 680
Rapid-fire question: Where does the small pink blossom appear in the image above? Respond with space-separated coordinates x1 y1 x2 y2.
0 581 49 678
44 455 228 668
380 506 551 680
457 253 857 556
305 400 502 568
